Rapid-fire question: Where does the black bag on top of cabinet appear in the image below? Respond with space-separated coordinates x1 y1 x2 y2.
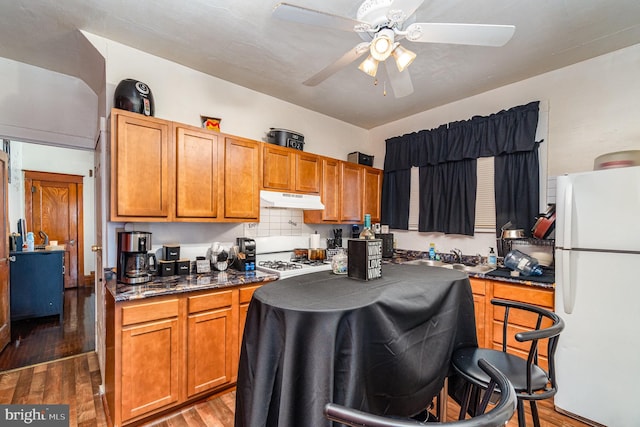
114 79 155 116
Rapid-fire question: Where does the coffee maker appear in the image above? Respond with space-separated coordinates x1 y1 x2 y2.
117 231 157 284
234 237 256 271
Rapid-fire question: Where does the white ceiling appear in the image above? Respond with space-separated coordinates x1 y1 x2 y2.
1 0 640 129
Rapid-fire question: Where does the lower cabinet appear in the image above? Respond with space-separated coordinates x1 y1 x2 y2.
106 284 262 426
469 278 487 347
120 300 180 421
186 290 234 397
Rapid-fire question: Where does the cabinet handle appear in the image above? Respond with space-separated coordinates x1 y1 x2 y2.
91 245 102 252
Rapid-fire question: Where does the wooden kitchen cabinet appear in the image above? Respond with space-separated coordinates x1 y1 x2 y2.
304 156 340 223
186 290 235 397
224 136 261 220
175 124 223 220
110 109 172 221
262 144 321 194
119 298 181 422
363 166 383 223
488 281 554 369
106 287 247 426
238 284 262 354
340 161 364 222
469 278 487 347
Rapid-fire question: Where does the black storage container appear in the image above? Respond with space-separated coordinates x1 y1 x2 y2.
348 151 374 166
176 259 190 275
266 128 304 151
159 260 175 276
375 233 394 258
163 244 180 261
347 239 383 281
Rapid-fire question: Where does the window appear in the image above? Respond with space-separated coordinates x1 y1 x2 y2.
407 157 496 232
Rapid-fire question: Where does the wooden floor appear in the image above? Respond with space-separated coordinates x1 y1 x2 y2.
0 351 592 427
0 287 95 371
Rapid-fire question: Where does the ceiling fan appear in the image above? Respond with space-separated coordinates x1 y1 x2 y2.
272 0 515 97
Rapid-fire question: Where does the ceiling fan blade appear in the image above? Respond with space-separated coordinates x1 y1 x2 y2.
405 23 516 46
303 42 370 86
273 2 364 32
384 60 413 98
387 0 425 24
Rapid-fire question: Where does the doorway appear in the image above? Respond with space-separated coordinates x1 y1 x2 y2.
0 142 96 372
24 170 84 288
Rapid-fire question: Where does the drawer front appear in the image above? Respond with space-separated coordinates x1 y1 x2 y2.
240 285 262 304
121 299 179 326
492 282 554 308
188 290 233 314
469 278 486 296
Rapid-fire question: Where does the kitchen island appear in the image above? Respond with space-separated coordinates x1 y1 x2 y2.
104 268 278 427
235 263 477 427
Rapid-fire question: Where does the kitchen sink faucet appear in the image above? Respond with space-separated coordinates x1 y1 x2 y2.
451 248 462 264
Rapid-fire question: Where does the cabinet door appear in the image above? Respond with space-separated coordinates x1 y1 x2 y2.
187 306 233 397
295 153 321 194
111 111 171 219
238 285 262 355
263 145 294 191
340 162 363 222
224 137 261 220
175 125 221 219
363 167 382 223
469 278 486 347
121 317 180 421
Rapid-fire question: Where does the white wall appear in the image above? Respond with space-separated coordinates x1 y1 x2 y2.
0 57 98 150
8 141 96 273
368 43 640 254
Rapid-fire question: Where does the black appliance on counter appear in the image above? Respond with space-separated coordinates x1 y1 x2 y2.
266 128 304 151
114 78 155 116
117 231 157 284
235 237 256 271
375 233 394 258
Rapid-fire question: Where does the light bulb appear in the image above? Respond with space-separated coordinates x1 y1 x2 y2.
358 55 379 77
392 45 417 72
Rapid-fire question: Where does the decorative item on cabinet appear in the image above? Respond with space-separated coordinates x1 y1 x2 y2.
201 115 221 131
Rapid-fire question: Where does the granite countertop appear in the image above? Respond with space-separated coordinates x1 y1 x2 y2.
105 268 279 302
387 249 555 290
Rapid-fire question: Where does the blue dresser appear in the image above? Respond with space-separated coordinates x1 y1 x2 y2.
10 251 64 322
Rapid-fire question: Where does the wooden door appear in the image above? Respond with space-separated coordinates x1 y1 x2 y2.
175 125 221 219
303 157 339 223
224 136 261 220
0 151 9 351
363 167 383 223
111 110 171 220
25 171 84 288
340 162 363 222
263 144 294 191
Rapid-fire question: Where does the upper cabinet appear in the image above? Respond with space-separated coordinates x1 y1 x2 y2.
262 144 320 194
304 159 382 224
110 109 381 225
363 167 383 223
110 109 260 223
224 136 261 221
175 124 222 220
110 110 172 221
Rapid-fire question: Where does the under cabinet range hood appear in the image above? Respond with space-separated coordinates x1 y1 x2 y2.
260 190 325 210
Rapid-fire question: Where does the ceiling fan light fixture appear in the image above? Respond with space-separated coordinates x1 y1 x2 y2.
392 44 417 72
358 54 379 77
370 28 395 61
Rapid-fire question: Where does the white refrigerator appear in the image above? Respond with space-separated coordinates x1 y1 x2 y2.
554 166 640 426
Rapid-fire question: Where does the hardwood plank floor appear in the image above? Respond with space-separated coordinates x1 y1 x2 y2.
0 352 592 427
0 352 107 427
0 287 95 371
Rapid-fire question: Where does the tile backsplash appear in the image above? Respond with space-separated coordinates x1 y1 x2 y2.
244 207 304 237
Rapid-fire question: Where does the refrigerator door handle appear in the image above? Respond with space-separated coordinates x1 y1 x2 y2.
563 181 574 250
560 249 576 314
